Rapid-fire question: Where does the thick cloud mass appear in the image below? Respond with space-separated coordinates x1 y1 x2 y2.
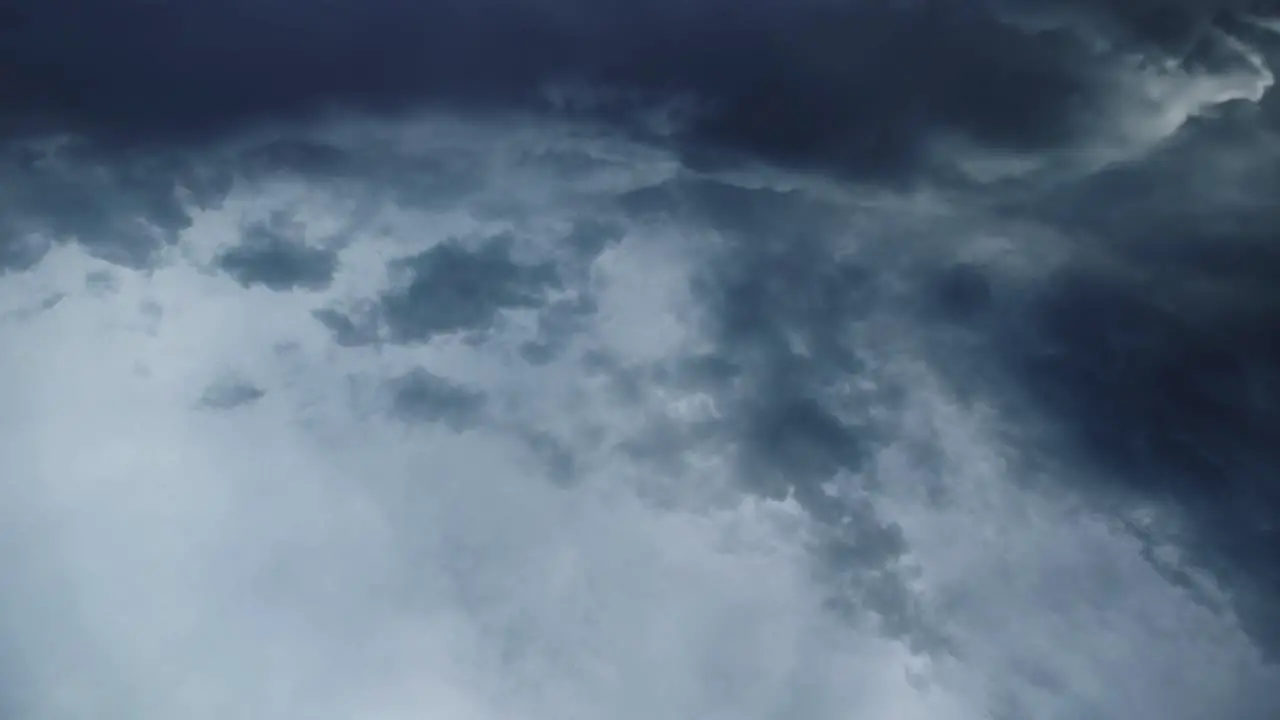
216 214 339 292
3 1 1280 718
4 0 1268 176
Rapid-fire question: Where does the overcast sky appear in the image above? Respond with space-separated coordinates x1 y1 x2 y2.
2 1 1280 718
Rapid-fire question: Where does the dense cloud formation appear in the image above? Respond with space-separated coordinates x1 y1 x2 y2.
216 214 339 292
0 0 1270 176
3 1 1280 718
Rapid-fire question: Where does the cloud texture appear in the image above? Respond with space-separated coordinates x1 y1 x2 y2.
2 1 1280 718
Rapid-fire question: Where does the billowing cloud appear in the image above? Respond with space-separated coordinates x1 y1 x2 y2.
2 2 1280 719
216 213 339 292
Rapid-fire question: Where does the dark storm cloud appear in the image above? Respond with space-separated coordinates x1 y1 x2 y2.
606 180 883 493
317 235 559 346
822 8 1277 651
378 235 558 342
239 137 487 213
553 177 940 648
5 0 1272 178
216 214 339 292
0 233 45 274
0 125 488 277
575 128 1280 656
240 139 358 179
973 100 1280 658
1001 279 1280 659
0 138 231 271
669 182 942 649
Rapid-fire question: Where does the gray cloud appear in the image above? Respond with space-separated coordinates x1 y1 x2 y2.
199 376 267 410
0 139 231 270
83 269 119 294
2 4 1280 713
387 368 487 431
217 214 339 292
316 235 560 346
382 237 558 342
3 0 1273 181
311 307 381 348
2 112 1279 719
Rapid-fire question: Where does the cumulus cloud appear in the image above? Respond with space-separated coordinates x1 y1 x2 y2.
216 213 339 292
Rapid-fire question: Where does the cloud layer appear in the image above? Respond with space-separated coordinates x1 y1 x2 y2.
1 0 1274 177
2 1 1280 718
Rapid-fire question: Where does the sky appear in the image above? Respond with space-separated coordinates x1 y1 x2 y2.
1 1 1280 718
